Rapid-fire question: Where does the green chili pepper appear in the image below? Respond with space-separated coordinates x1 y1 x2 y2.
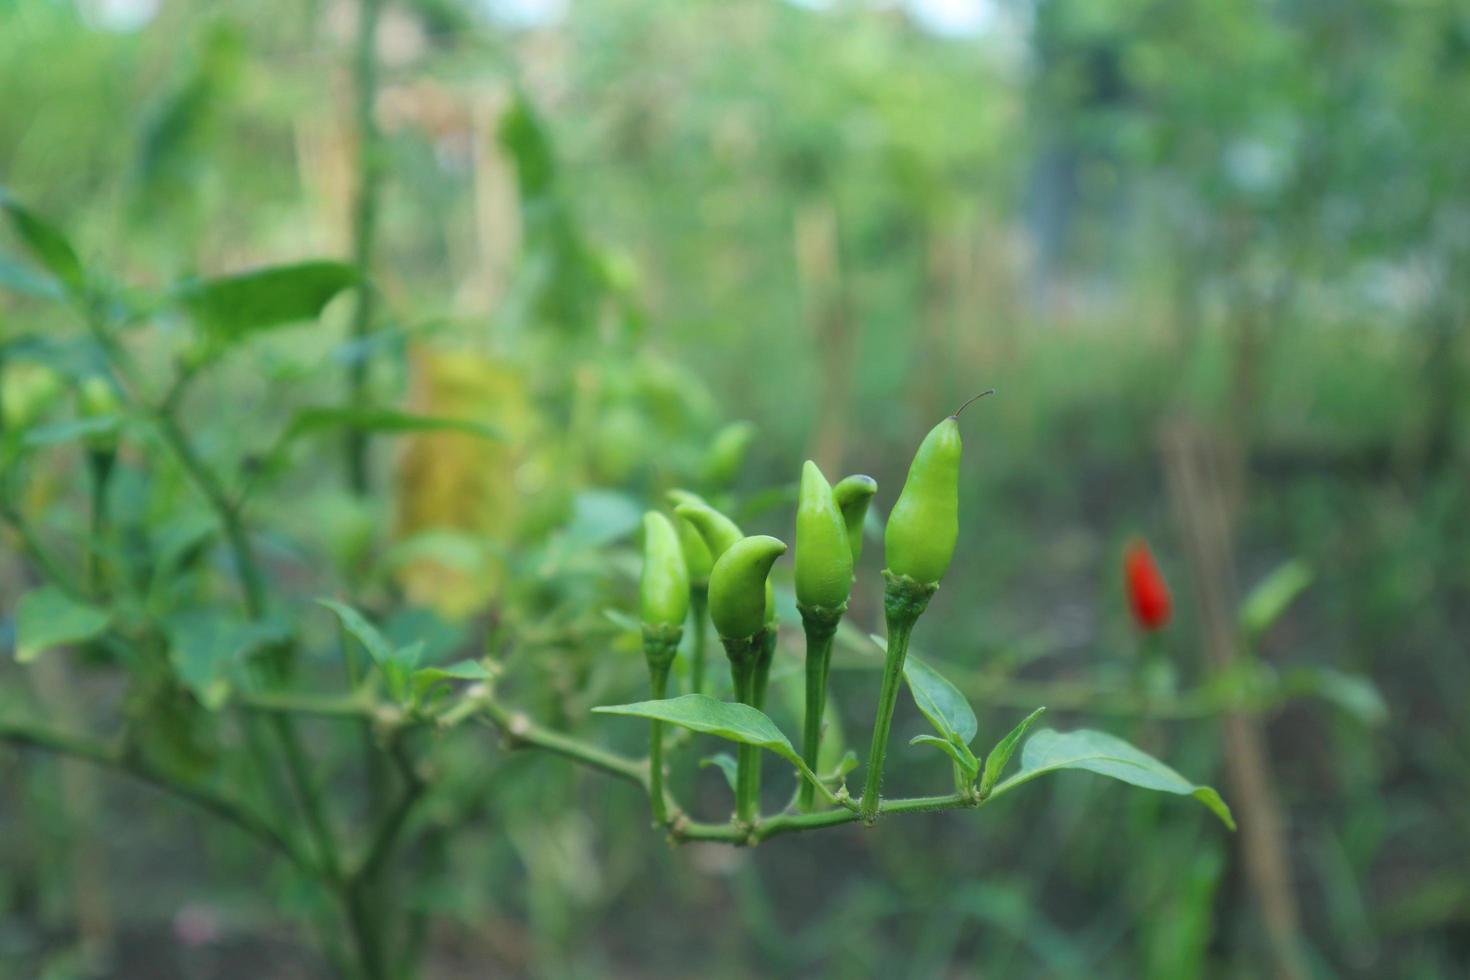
794 463 858 811
832 474 878 565
701 420 756 489
884 411 969 587
672 496 744 560
863 392 990 823
675 515 714 587
708 535 786 641
640 512 690 636
639 512 690 825
795 461 853 611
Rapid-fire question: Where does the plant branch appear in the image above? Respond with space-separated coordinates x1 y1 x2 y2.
0 716 310 871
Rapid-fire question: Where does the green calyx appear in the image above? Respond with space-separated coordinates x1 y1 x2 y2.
883 416 964 586
795 460 854 610
640 512 691 631
832 473 878 565
641 623 682 670
881 569 939 623
709 534 787 640
672 496 744 561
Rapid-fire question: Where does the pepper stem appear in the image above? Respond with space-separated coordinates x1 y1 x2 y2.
642 626 681 826
647 662 671 825
860 573 936 824
688 587 709 695
798 605 843 812
721 631 765 825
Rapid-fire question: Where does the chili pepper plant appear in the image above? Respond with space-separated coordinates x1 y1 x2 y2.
0 196 1233 979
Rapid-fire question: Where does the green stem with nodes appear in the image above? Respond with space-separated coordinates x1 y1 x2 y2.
860 573 937 824
798 605 842 811
688 587 708 694
0 716 310 871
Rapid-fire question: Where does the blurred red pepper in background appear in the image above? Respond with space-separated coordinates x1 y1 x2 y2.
1124 539 1172 631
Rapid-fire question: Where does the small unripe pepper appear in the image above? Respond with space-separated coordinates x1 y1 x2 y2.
864 392 990 823
832 474 878 565
884 418 963 587
638 512 689 826
640 512 690 638
795 460 853 611
708 535 786 641
1124 538 1172 631
675 517 714 588
701 421 756 489
672 497 743 561
795 462 861 811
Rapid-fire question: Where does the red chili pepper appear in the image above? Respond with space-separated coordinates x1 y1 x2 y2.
1124 539 1172 631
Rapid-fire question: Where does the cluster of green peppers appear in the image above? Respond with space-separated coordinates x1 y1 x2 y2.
636 395 987 826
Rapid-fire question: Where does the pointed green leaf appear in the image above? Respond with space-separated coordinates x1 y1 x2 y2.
0 252 62 299
911 734 979 777
15 587 110 662
413 659 489 683
1240 559 1313 639
410 658 488 704
993 728 1235 829
281 406 505 445
176 260 357 339
700 752 739 792
902 652 978 746
823 748 860 782
593 694 801 765
978 707 1046 798
317 598 394 667
21 415 121 449
1 196 85 293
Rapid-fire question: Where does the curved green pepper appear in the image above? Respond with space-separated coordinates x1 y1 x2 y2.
832 474 878 566
672 496 743 560
708 535 786 640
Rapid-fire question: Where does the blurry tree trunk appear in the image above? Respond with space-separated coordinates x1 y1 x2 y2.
1161 422 1307 980
795 199 854 472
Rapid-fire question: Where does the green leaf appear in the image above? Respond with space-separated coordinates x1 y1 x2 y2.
176 260 357 339
0 252 62 299
14 587 110 662
410 658 488 704
317 598 394 667
902 652 978 746
0 195 85 294
1240 559 1313 639
700 752 739 792
413 659 489 683
593 694 802 766
164 610 283 710
822 748 860 782
21 415 121 449
994 728 1235 830
911 733 978 777
978 707 1046 798
280 406 505 445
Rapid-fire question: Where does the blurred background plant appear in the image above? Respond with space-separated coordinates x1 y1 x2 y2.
0 0 1463 976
